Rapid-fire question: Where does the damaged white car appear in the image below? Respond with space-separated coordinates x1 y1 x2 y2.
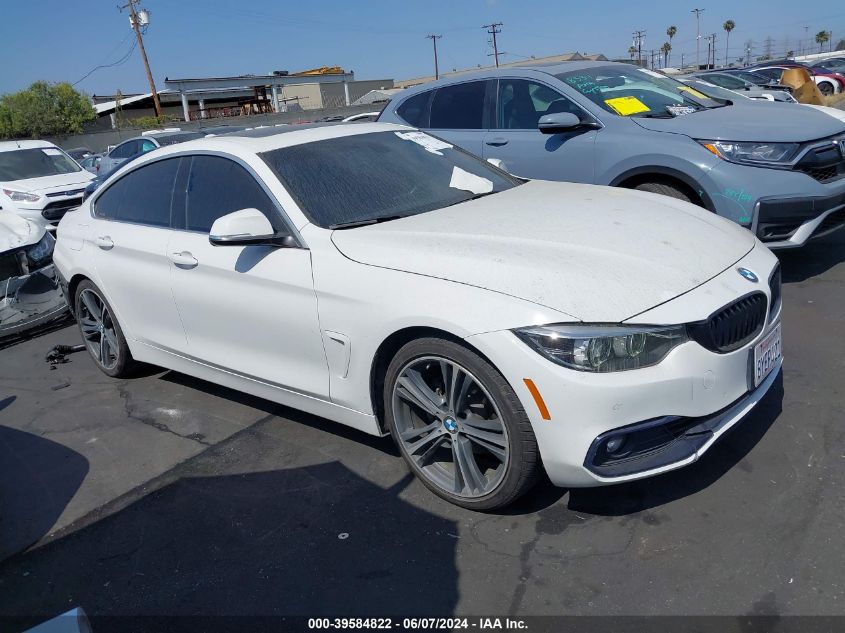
0 214 68 338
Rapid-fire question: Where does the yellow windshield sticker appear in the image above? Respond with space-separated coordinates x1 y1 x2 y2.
604 96 650 116
678 85 708 99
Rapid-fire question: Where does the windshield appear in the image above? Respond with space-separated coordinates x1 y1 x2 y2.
556 65 719 118
0 147 81 181
261 131 520 228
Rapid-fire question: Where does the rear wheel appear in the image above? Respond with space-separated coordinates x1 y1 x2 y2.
818 81 834 97
634 181 692 203
384 337 540 510
74 280 135 377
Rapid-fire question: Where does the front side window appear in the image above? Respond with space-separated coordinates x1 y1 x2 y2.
182 156 278 233
497 79 583 129
396 90 432 127
556 66 719 118
261 131 520 229
93 157 180 228
429 81 487 129
0 147 81 181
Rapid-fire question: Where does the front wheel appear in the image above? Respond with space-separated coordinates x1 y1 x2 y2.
634 181 692 203
384 337 540 510
818 81 834 97
74 280 135 377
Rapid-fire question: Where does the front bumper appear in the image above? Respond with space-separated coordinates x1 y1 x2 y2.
466 248 782 487
0 263 70 338
707 158 845 249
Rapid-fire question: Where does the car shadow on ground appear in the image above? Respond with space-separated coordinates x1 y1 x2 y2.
565 372 784 516
158 371 401 456
777 229 845 284
0 399 90 562
0 462 459 631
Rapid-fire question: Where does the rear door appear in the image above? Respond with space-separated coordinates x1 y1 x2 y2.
166 154 329 399
90 156 186 350
425 80 491 156
482 78 597 182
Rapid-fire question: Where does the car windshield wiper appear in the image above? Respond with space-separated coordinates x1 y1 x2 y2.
443 191 498 208
328 215 406 230
633 112 675 119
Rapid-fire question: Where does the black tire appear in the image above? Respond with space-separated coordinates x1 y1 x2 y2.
634 181 693 203
384 337 540 511
74 279 135 378
818 81 834 97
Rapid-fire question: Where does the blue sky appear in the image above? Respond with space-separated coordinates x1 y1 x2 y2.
1 0 844 96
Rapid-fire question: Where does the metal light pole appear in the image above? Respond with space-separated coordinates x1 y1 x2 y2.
692 8 705 69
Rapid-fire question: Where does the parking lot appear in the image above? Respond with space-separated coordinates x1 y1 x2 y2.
0 228 843 624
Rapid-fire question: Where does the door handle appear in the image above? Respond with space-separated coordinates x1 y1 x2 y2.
169 250 198 269
485 137 509 147
95 235 114 250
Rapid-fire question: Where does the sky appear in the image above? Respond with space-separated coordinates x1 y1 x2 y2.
1 0 844 97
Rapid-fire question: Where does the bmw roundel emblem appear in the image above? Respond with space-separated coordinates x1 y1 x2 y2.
737 267 759 283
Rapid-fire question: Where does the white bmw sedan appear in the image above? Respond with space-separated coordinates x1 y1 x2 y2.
54 123 783 510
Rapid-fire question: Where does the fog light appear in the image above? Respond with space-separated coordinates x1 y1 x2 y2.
605 436 626 455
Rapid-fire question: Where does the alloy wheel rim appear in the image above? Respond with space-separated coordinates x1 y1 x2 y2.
392 356 509 499
78 289 119 370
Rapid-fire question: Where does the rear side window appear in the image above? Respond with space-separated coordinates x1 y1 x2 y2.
396 90 432 127
94 158 180 227
182 156 278 233
430 81 487 129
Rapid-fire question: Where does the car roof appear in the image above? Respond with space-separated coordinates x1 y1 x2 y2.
0 139 56 153
130 122 414 159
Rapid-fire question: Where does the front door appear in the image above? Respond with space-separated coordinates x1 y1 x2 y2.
167 155 329 400
482 78 597 183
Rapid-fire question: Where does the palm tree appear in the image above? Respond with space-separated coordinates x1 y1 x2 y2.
816 30 830 52
628 45 637 60
666 25 677 64
661 42 672 68
723 20 735 67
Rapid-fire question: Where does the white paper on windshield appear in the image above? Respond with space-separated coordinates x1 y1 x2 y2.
42 148 62 156
638 68 665 79
395 131 452 155
449 166 493 195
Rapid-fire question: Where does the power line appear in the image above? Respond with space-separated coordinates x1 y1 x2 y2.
483 22 503 67
72 37 138 86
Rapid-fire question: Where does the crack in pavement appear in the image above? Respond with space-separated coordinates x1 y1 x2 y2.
117 383 212 447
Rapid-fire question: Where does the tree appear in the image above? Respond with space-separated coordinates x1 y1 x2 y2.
628 45 637 60
661 42 672 67
666 25 677 64
816 30 830 52
0 81 96 139
723 20 735 68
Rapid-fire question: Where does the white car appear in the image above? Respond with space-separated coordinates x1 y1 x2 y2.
54 123 783 509
1 140 94 230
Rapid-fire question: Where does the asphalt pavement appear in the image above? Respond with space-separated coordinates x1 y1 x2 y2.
1 229 844 629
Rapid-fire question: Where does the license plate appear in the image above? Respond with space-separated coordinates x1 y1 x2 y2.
753 323 782 387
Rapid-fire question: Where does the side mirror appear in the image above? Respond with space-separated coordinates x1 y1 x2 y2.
209 208 295 247
538 112 586 134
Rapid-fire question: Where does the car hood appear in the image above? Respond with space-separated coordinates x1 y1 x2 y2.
0 214 44 252
632 102 845 142
804 104 845 124
330 181 755 322
1 170 94 195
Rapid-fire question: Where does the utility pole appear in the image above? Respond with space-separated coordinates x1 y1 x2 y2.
121 0 161 118
632 30 646 66
709 34 717 68
425 34 442 80
483 22 503 67
691 8 705 69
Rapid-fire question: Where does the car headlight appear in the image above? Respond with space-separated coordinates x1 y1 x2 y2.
697 140 798 166
3 188 41 203
513 324 688 372
25 231 55 268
